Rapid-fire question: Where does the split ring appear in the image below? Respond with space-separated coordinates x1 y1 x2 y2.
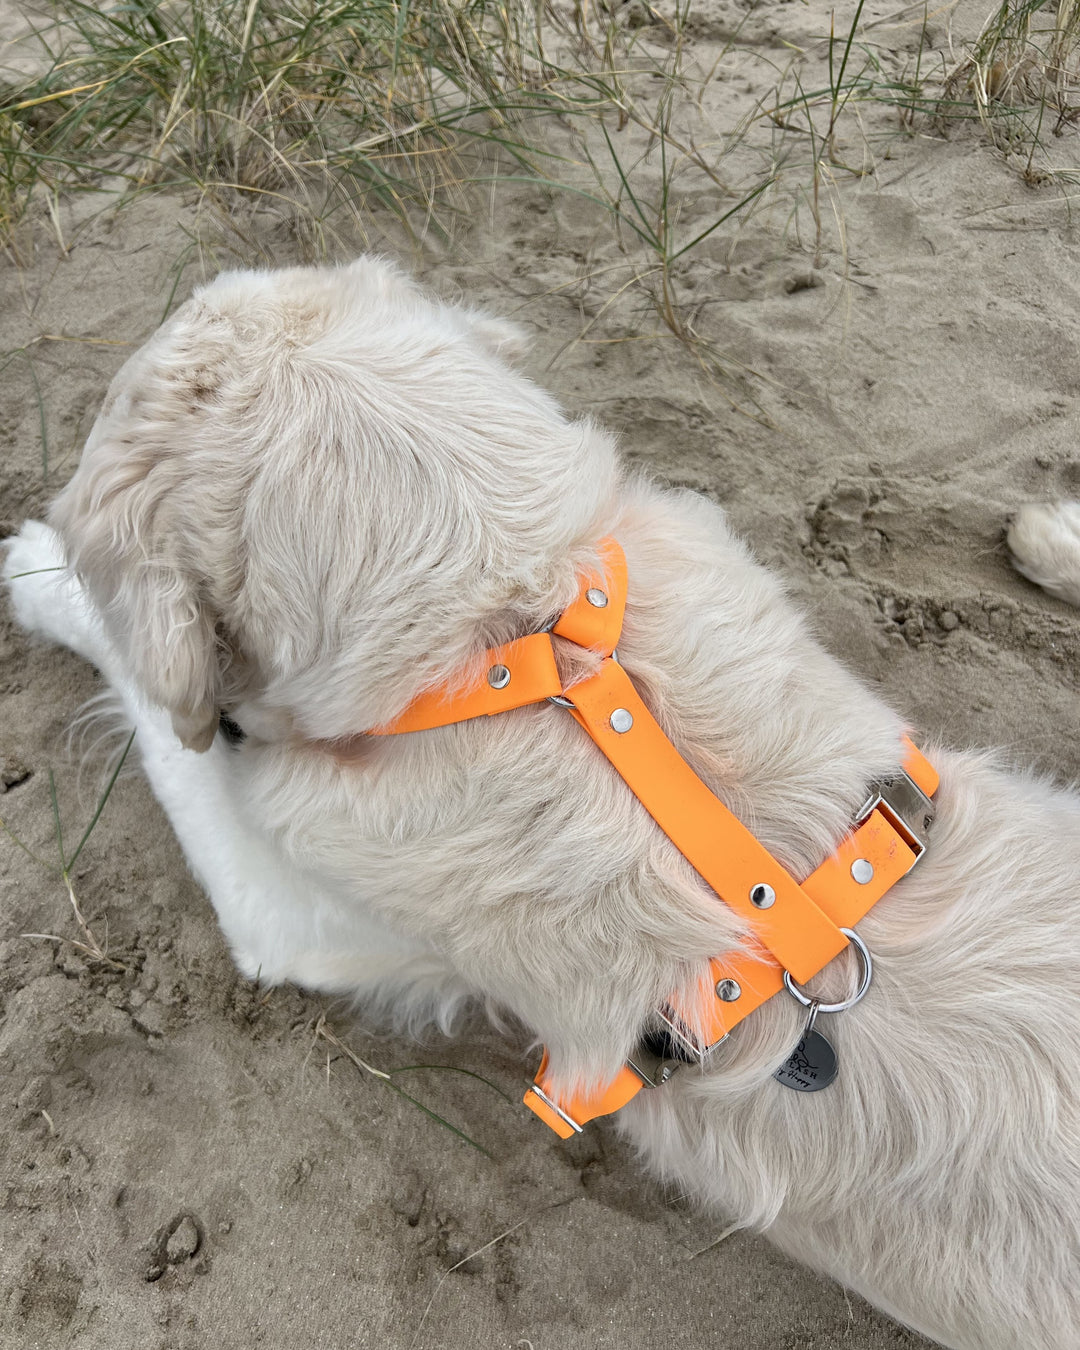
783 928 873 1014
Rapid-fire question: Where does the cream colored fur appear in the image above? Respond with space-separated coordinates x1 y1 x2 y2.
5 258 1080 1350
1007 500 1080 608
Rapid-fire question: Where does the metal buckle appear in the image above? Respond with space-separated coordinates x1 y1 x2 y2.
625 1039 684 1088
855 766 936 860
626 1043 679 1088
625 1005 716 1088
526 1081 584 1134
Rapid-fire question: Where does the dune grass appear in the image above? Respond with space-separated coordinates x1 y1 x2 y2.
941 0 1080 183
5 0 1080 310
0 0 801 405
1 0 945 331
0 0 589 251
15 0 1058 451
314 1015 515 1157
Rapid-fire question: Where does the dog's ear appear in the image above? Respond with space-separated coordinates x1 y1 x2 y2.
49 415 223 754
124 560 221 754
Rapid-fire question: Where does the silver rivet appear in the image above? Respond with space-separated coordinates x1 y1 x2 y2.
487 664 511 690
586 587 608 608
750 883 776 909
851 858 874 885
715 978 742 1002
610 708 633 734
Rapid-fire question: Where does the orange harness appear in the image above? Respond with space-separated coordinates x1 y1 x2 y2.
371 538 938 1137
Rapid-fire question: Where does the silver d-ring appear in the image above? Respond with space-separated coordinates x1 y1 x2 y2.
783 928 873 1014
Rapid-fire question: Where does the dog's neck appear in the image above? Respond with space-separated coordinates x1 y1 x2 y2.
223 518 910 889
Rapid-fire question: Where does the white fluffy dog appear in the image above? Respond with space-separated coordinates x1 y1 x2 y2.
5 259 1080 1350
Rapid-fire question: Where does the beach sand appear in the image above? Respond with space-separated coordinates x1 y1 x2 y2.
2 0 1079 1345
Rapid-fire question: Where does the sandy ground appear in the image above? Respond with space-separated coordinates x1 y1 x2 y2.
2 1 1080 1347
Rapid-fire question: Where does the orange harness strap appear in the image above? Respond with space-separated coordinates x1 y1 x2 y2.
526 741 937 1137
566 660 848 983
372 633 564 734
370 538 938 1139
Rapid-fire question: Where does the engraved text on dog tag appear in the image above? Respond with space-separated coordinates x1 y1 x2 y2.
774 1029 838 1092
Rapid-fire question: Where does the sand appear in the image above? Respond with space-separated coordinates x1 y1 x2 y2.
2 0 1079 1346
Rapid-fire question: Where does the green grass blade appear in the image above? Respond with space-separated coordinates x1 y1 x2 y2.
382 1079 494 1157
388 1063 516 1105
48 769 66 870
832 0 869 105
668 177 774 262
599 120 661 250
66 728 136 871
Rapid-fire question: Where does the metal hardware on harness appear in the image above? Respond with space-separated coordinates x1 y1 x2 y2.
653 1004 710 1065
546 648 620 711
750 882 777 909
627 1011 713 1087
783 927 873 1014
625 1040 681 1088
856 767 936 860
524 1080 585 1133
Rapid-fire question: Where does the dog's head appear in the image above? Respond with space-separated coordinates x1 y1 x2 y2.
52 257 621 750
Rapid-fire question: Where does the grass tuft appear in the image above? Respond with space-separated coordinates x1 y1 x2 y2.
0 0 594 248
942 0 1080 182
